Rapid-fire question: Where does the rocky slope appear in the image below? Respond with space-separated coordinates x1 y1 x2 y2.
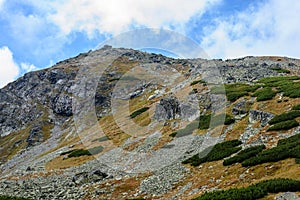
0 46 300 199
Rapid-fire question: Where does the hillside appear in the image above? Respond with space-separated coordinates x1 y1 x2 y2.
0 46 300 200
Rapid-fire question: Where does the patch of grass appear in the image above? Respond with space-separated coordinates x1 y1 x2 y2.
130 107 149 118
211 84 260 102
271 66 291 73
191 79 206 86
269 111 300 125
171 120 200 137
193 178 300 200
171 114 235 137
92 136 110 143
267 119 299 131
223 145 265 166
252 87 277 101
242 133 300 167
292 104 300 110
60 149 77 156
258 76 300 98
199 113 235 130
66 146 104 158
296 158 300 164
183 140 242 166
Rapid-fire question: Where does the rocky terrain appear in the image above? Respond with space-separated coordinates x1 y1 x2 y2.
0 46 300 199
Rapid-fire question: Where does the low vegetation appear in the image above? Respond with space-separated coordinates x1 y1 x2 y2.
292 104 300 110
198 113 235 130
267 119 299 131
170 114 235 137
268 111 300 125
194 178 300 200
129 107 149 118
271 66 291 73
190 79 206 86
223 145 265 166
183 140 242 166
61 146 104 158
241 133 300 167
258 76 300 98
252 87 276 101
211 84 259 102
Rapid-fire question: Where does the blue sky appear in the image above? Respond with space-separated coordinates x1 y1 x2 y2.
0 0 300 87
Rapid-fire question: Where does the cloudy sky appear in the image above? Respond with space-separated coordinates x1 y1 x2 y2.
0 0 300 87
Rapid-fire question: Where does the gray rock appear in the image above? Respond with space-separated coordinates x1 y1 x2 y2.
275 192 300 200
249 110 274 127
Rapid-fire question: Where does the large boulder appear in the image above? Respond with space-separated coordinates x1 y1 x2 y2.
249 110 274 127
153 96 181 121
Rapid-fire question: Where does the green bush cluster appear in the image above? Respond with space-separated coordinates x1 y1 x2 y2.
170 114 234 137
271 67 291 73
198 113 235 130
129 107 149 118
258 76 300 98
0 196 32 200
267 119 299 131
269 111 300 125
252 87 277 101
61 145 104 158
223 145 265 166
241 133 300 167
190 79 206 86
194 178 300 200
292 104 300 110
183 140 242 166
211 84 259 102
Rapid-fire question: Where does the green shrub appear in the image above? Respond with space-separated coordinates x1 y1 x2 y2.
191 79 206 86
60 149 77 156
253 87 276 101
267 119 299 131
172 120 200 137
68 149 91 157
269 111 300 125
130 107 149 118
67 146 104 158
211 84 260 102
296 158 300 164
271 67 291 73
223 145 265 166
242 133 300 167
97 136 110 142
258 76 300 98
183 140 242 166
198 113 235 130
88 146 104 155
193 178 300 200
292 104 300 110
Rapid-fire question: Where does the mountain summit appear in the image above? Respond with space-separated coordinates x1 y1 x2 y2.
0 47 300 199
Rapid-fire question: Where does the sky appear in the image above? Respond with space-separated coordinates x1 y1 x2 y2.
0 0 300 88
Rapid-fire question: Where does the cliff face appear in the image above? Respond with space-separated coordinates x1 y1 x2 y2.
0 47 300 199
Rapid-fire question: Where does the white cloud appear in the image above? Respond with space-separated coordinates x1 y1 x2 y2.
0 46 20 88
20 62 37 73
201 0 300 59
0 0 5 10
49 0 220 37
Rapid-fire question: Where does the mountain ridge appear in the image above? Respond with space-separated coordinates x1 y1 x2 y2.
0 46 300 199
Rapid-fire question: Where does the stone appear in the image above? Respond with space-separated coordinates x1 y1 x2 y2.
275 192 300 200
249 110 274 127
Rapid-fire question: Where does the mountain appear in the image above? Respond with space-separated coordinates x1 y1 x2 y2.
0 46 300 200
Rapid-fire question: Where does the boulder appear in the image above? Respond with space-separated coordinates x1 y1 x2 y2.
249 110 274 127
